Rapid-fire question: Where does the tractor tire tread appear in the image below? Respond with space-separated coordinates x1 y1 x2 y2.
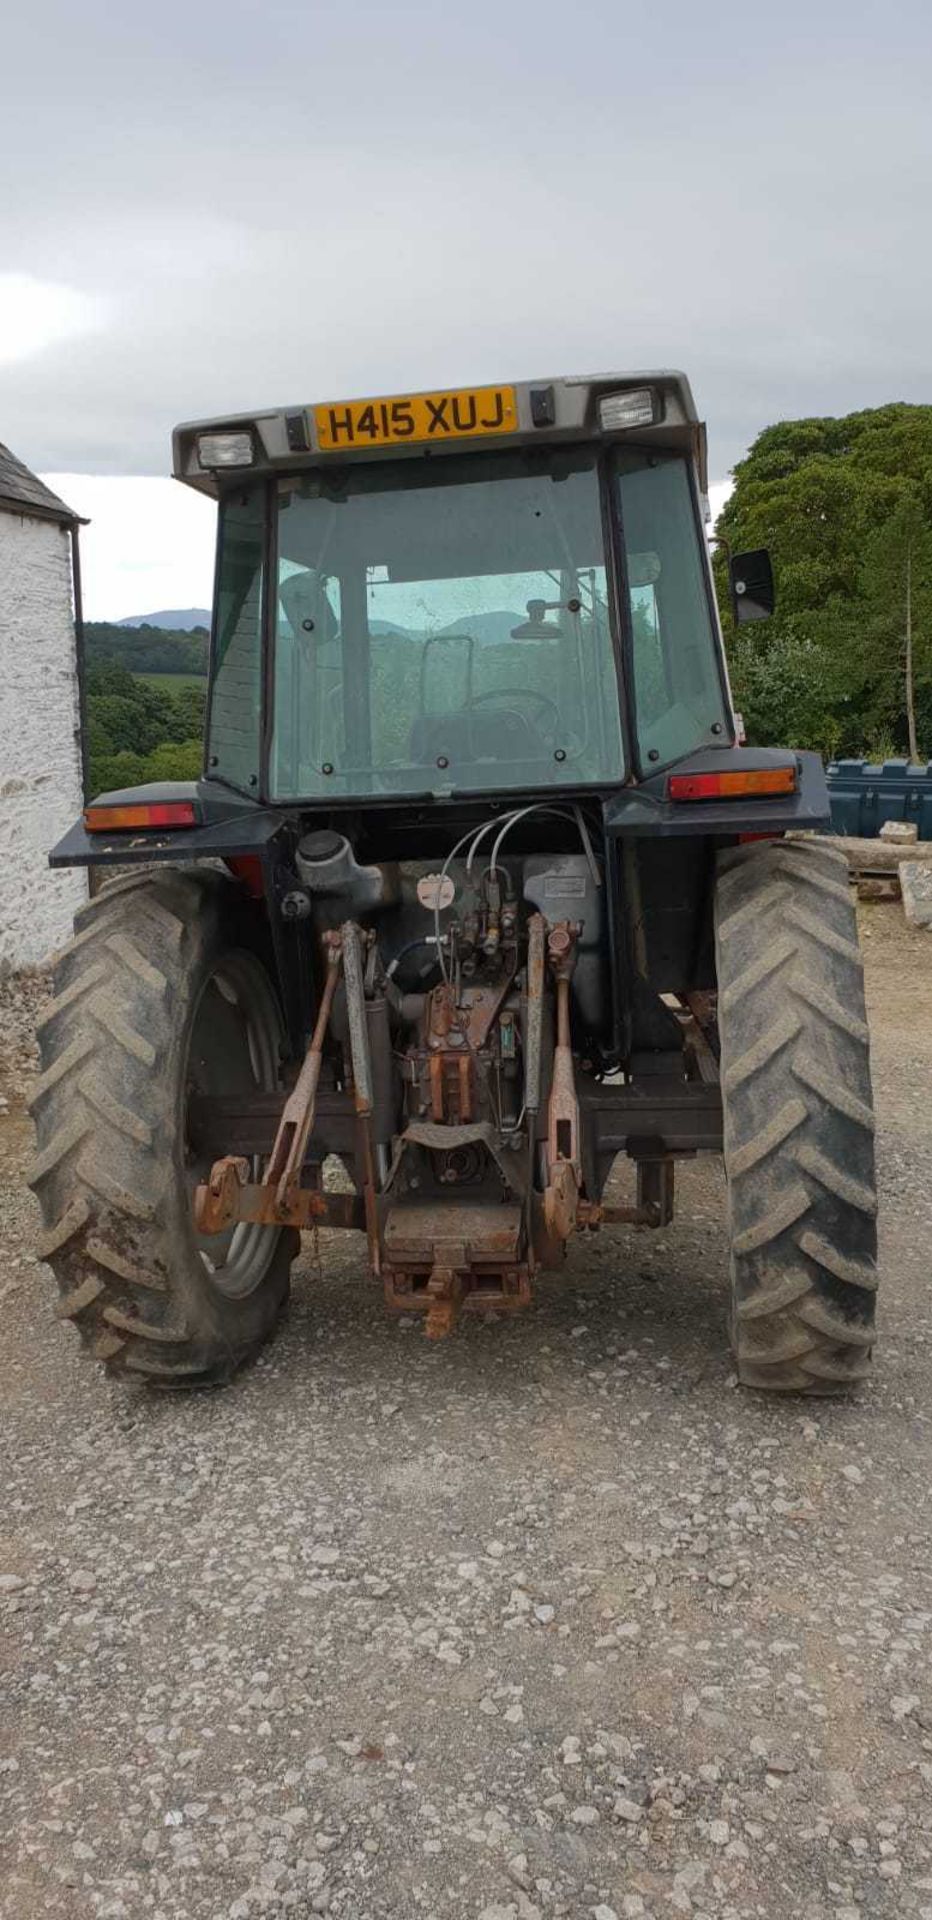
30 866 294 1386
715 839 878 1394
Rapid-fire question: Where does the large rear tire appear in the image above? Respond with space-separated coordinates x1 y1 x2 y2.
29 867 298 1386
714 838 878 1392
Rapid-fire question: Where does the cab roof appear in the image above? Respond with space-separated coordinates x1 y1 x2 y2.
173 370 707 498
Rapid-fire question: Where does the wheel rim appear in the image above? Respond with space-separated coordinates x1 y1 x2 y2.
185 951 285 1300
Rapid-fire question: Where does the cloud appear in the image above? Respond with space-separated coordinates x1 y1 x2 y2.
0 274 105 369
3 0 931 487
707 480 734 529
42 474 215 623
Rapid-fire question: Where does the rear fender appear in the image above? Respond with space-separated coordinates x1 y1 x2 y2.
49 781 311 1056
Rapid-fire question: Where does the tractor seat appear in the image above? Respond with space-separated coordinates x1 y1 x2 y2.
409 708 539 769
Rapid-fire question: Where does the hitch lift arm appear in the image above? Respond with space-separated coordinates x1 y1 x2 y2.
194 931 349 1234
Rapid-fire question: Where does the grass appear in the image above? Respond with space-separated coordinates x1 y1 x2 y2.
134 672 206 694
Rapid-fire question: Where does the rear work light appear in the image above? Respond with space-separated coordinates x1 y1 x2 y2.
598 387 658 431
196 430 254 469
668 767 797 802
84 801 198 833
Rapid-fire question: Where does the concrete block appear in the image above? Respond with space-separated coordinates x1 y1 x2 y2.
879 819 919 844
900 862 932 928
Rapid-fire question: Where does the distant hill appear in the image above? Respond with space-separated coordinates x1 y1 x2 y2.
369 613 525 644
437 611 523 643
118 608 211 631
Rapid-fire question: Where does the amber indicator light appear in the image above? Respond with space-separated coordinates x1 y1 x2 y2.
84 801 198 832
667 767 797 802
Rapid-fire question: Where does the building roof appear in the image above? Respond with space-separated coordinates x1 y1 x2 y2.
0 443 82 525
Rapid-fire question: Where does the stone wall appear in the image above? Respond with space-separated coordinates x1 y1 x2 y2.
0 508 87 968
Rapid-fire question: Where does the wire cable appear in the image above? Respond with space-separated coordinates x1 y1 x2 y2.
487 802 602 885
433 817 514 983
464 811 524 878
435 800 602 981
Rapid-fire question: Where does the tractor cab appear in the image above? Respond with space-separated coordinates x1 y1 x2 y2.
176 373 735 807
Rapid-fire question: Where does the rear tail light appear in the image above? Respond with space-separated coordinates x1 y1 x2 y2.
84 801 198 832
668 767 797 802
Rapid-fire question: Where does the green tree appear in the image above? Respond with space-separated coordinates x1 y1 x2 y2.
84 622 208 676
859 492 932 763
86 659 138 699
143 740 202 781
91 694 160 756
89 749 149 797
716 403 932 761
173 681 207 740
85 659 207 796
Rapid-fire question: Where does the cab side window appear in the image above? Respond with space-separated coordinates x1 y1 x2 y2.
616 455 731 768
209 486 265 793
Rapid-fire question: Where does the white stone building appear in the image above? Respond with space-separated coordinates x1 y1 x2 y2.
0 446 88 969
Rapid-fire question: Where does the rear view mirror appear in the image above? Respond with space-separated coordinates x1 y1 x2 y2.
728 548 775 625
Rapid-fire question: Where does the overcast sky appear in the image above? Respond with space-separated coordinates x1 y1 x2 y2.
3 0 931 617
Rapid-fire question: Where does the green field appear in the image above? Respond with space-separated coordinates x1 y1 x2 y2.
134 672 206 694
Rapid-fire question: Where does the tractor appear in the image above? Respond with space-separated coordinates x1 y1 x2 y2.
31 371 878 1389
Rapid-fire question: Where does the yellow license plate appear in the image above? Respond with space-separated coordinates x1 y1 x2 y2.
314 384 517 451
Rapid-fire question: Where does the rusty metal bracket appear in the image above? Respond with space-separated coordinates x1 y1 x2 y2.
195 931 343 1235
577 1199 662 1230
194 1155 253 1235
382 1201 528 1336
266 933 343 1212
425 1242 466 1339
194 1163 364 1234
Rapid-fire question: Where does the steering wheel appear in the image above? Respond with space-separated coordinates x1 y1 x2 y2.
466 687 561 745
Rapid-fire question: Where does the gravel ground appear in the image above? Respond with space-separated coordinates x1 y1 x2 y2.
2 907 932 1920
